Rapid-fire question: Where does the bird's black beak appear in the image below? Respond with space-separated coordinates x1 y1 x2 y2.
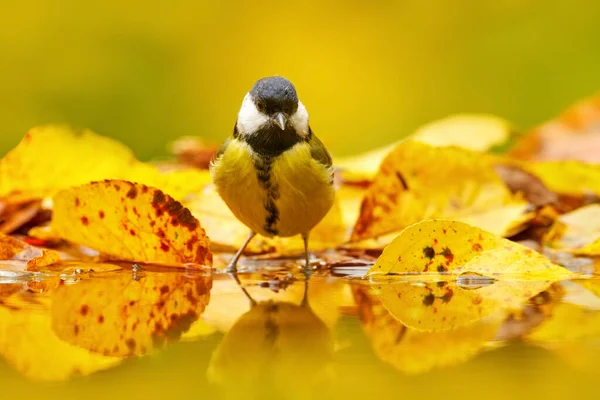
274 113 287 130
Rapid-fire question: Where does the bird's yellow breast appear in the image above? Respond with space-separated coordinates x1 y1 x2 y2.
210 139 334 238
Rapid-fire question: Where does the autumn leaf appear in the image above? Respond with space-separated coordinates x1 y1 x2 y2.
544 204 600 256
0 125 211 201
352 141 527 241
523 160 600 198
335 114 515 185
367 220 572 280
50 180 212 266
410 114 517 153
0 233 61 272
509 93 600 162
335 142 400 184
493 163 559 208
0 292 121 381
353 285 500 374
50 269 212 356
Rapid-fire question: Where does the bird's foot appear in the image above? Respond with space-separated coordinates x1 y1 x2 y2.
225 263 238 274
303 265 313 278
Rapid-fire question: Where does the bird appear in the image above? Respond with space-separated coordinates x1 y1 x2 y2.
210 76 335 274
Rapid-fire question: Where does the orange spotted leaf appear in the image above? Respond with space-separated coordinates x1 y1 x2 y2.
368 220 572 280
50 180 212 266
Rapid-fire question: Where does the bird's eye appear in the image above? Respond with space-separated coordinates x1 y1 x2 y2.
256 101 266 113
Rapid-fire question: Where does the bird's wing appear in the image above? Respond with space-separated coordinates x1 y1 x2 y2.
308 127 332 167
215 124 238 160
216 136 232 160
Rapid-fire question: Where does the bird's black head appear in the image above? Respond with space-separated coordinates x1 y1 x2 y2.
250 76 299 116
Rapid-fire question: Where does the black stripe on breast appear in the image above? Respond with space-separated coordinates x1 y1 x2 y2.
244 125 304 158
252 155 280 236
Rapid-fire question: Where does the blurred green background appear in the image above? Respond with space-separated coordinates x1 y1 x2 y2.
1 0 600 160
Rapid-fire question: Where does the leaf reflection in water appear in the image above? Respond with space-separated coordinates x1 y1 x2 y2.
352 276 566 375
0 265 213 380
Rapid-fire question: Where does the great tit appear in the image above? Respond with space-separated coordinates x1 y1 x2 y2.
210 76 335 274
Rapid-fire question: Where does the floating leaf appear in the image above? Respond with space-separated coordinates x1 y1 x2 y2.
25 249 61 271
352 141 525 241
544 204 600 256
0 234 60 273
353 285 500 374
368 220 572 280
50 269 212 356
0 125 211 200
51 180 212 266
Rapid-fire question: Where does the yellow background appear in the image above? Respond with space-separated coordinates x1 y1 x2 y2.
1 0 600 159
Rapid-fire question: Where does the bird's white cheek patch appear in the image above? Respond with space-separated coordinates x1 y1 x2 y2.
237 93 268 135
290 101 309 137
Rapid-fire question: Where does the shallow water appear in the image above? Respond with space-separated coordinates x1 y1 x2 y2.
1 264 600 400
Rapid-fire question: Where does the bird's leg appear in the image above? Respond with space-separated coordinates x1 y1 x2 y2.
302 232 312 278
226 231 256 273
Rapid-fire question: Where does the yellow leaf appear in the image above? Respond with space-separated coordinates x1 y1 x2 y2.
411 114 515 152
0 125 211 200
0 293 121 381
524 160 600 197
25 248 61 271
335 114 515 184
352 141 524 241
51 180 212 266
51 269 212 356
368 220 572 280
335 142 401 183
544 204 600 256
353 285 500 374
0 234 61 273
456 202 535 237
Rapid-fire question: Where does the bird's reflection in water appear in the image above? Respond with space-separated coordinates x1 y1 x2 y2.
207 270 334 400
